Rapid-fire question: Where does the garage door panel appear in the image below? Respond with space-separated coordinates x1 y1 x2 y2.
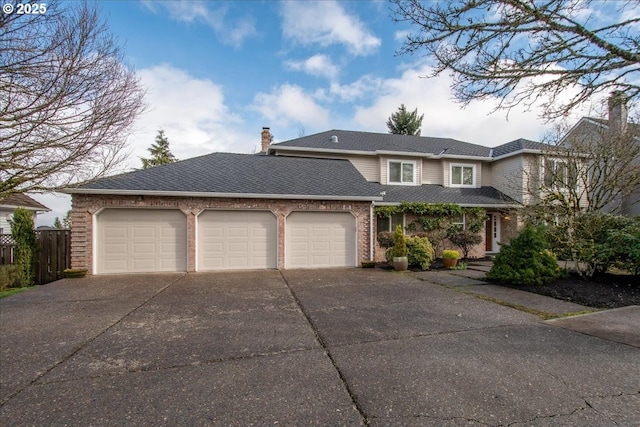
132 243 156 255
96 209 187 274
198 210 276 271
286 212 356 269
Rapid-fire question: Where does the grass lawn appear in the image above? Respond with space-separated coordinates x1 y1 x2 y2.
0 287 34 299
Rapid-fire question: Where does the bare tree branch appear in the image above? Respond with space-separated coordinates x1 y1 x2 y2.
0 1 145 197
391 0 640 119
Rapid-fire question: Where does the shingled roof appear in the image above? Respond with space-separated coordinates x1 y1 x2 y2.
0 193 50 211
377 185 517 206
492 138 547 157
70 153 382 201
274 130 491 157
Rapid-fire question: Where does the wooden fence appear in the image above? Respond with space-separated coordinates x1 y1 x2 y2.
0 229 71 285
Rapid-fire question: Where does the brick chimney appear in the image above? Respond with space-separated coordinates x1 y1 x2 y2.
608 91 628 134
260 127 271 153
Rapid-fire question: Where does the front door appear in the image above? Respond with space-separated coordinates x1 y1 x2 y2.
485 215 493 251
485 213 500 253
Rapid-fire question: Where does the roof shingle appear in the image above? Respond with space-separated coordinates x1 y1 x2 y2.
274 130 491 157
378 185 516 206
73 153 381 200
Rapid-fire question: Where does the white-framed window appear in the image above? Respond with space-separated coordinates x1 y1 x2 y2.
388 160 416 185
377 213 404 232
543 159 578 190
450 164 475 187
450 213 465 231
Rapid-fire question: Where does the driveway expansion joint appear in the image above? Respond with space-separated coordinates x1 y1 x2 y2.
0 273 188 407
279 271 370 425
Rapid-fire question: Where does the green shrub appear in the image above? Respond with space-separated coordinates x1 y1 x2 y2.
0 265 22 291
543 213 638 276
606 221 640 275
385 235 435 270
376 231 395 249
405 236 435 270
442 249 459 260
392 224 407 257
487 224 565 286
9 207 37 287
447 230 482 259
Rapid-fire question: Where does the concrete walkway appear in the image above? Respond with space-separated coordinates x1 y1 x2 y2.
1 269 638 425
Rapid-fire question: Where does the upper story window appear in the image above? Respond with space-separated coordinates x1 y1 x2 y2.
544 159 578 190
388 160 416 185
450 164 475 187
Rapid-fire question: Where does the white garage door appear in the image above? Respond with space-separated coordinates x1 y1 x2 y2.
96 209 187 274
286 212 356 268
198 210 277 270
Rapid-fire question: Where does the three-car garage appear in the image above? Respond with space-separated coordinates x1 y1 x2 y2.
93 208 359 274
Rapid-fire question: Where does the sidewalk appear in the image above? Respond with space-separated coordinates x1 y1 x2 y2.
413 261 640 348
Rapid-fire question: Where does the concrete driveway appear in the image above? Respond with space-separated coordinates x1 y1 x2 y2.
1 269 638 426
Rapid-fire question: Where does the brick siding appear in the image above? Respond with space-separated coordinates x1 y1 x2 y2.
71 194 372 273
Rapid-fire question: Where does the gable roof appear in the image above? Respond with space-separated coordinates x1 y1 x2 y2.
273 129 492 158
0 193 50 211
67 152 382 201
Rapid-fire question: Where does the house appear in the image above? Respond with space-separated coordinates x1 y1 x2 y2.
558 92 640 216
0 193 51 234
65 126 557 275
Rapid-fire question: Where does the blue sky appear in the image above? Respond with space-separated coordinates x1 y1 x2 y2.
33 0 617 225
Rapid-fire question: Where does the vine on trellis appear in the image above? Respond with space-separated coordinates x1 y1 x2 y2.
375 203 487 257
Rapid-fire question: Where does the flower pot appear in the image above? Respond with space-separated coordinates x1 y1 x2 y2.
393 256 409 271
442 258 458 268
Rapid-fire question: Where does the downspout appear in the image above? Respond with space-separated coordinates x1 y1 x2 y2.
370 203 374 261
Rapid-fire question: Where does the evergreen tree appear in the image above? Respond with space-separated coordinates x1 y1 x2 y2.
140 130 177 169
62 210 72 229
386 104 424 135
9 208 37 286
53 217 62 228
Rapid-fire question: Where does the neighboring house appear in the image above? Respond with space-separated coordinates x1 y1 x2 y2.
65 127 557 275
558 92 640 216
0 193 51 234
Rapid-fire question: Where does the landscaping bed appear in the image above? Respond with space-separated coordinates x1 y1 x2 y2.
500 273 640 309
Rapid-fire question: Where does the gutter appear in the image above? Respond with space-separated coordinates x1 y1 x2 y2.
372 201 521 208
61 188 384 202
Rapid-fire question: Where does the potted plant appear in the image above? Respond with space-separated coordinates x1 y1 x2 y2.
392 224 409 271
442 249 459 268
63 268 88 278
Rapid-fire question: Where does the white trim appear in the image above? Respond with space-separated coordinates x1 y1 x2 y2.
450 163 476 188
387 159 417 185
486 213 501 253
195 209 277 271
93 207 188 274
373 201 520 208
272 145 506 161
0 204 50 212
284 210 358 268
63 188 383 202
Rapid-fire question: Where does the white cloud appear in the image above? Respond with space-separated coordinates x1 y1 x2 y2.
31 192 71 228
252 84 330 129
133 64 258 163
285 54 340 80
351 64 556 146
328 75 384 102
141 1 256 47
280 1 381 55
